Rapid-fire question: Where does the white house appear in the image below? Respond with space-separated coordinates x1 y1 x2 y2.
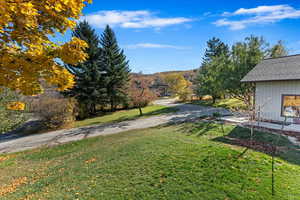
241 54 300 124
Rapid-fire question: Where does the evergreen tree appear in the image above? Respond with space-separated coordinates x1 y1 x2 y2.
195 37 230 103
203 37 230 64
100 25 131 111
195 36 288 108
64 21 106 118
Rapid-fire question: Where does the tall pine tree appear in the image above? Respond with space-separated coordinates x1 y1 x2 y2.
202 37 229 64
100 25 131 111
195 37 230 103
64 21 106 118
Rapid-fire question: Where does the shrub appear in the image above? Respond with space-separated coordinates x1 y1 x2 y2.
30 96 76 130
178 88 193 102
0 88 28 133
76 102 90 120
128 80 157 108
202 95 213 101
212 112 221 118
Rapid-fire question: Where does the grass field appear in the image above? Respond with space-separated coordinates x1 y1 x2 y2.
0 122 299 199
75 105 177 128
191 98 247 110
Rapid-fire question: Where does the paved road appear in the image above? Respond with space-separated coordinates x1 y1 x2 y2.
0 99 231 154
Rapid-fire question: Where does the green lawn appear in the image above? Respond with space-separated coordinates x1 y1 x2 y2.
191 98 247 110
75 105 177 128
1 122 300 199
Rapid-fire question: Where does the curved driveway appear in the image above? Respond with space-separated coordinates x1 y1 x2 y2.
0 99 231 153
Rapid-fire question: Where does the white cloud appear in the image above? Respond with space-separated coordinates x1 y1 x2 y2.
233 5 292 15
124 43 190 50
215 5 300 30
82 10 193 29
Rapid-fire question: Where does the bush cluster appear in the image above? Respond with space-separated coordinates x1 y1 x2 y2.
0 88 28 133
29 96 77 130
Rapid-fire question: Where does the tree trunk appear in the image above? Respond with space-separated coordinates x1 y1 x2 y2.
100 105 104 112
91 103 96 115
138 106 143 116
110 99 115 112
212 96 216 104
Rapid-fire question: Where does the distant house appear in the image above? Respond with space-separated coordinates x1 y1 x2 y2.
149 81 170 97
242 54 300 124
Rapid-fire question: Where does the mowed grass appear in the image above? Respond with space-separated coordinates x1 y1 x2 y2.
1 122 300 199
75 105 177 128
191 98 247 110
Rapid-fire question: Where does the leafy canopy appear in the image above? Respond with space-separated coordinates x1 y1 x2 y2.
269 40 288 58
223 36 268 104
129 79 157 108
0 0 91 95
195 36 288 106
164 73 192 101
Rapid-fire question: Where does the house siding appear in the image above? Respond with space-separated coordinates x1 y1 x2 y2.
256 81 300 123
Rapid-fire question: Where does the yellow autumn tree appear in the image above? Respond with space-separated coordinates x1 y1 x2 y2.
0 0 91 95
163 73 192 101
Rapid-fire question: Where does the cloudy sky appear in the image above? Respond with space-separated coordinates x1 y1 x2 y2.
69 0 300 73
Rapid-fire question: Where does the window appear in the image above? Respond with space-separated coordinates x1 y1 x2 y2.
281 95 300 118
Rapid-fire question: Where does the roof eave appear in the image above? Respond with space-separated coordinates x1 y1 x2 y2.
241 78 300 83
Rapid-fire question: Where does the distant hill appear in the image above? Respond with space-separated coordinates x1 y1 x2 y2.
131 69 198 96
131 69 198 82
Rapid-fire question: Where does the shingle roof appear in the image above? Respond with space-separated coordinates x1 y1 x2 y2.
241 54 300 82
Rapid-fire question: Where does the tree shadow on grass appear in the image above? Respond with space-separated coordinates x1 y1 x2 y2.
191 99 232 110
190 99 247 111
77 107 178 127
78 116 131 127
177 121 221 137
190 100 213 107
175 121 300 166
213 126 300 166
1 106 178 143
143 107 178 117
0 120 132 153
0 119 45 142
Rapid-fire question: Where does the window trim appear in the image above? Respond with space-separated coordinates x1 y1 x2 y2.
281 94 300 118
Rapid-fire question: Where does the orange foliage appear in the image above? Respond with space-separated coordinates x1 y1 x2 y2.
85 158 97 164
128 79 157 108
0 177 27 196
6 101 25 111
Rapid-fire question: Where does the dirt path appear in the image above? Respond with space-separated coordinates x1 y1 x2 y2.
0 99 231 154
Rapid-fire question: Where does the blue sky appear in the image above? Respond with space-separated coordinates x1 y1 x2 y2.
70 0 300 73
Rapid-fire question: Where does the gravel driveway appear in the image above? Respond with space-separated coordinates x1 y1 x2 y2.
0 99 231 153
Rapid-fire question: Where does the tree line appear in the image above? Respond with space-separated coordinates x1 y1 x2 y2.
195 36 288 107
64 21 131 119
